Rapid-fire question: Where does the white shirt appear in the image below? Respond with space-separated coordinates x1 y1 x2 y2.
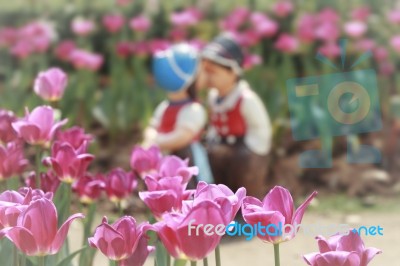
207 80 272 155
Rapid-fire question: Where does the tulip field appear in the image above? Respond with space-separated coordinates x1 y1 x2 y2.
0 0 399 266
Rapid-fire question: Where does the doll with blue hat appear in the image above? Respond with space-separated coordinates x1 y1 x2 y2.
143 43 213 186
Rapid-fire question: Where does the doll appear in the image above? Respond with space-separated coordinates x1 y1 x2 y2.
144 43 213 186
201 33 272 198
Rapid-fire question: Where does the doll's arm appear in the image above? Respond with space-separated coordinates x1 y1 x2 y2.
142 101 168 147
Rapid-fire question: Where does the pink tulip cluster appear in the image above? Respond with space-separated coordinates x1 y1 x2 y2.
0 188 84 256
0 21 54 59
34 68 68 102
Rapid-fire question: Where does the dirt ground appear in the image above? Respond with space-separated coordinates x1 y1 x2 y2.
68 206 400 266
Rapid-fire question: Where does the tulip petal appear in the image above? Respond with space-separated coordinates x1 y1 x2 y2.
360 247 382 266
3 226 39 256
313 251 360 266
51 213 84 254
13 123 41 144
292 191 317 225
262 186 294 223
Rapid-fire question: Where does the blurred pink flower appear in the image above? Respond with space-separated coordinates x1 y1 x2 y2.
102 14 125 33
169 27 187 42
89 216 152 262
131 41 150 56
315 22 340 42
72 173 105 204
71 18 95 36
220 7 250 31
11 41 33 59
188 39 206 50
351 6 370 21
274 33 299 53
115 41 133 58
0 142 28 180
0 198 84 256
273 1 294 18
105 168 137 203
69 49 104 71
34 68 68 102
12 106 67 146
55 126 93 151
388 10 400 24
43 141 95 183
129 15 151 32
149 39 170 54
250 12 278 38
0 110 18 143
54 40 76 61
317 8 340 24
243 53 263 69
297 14 317 43
355 39 375 52
373 46 388 62
390 35 400 53
20 21 54 53
0 27 18 47
170 8 202 27
379 62 394 76
242 186 317 244
130 145 162 177
318 42 341 58
344 21 367 38
303 231 382 266
158 155 198 183
154 200 229 260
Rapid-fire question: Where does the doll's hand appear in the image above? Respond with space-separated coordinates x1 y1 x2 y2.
142 127 158 148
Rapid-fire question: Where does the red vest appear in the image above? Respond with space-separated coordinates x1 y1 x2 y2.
158 101 201 141
211 96 247 137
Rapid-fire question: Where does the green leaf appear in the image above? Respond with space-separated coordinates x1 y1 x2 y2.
155 240 169 266
56 246 88 266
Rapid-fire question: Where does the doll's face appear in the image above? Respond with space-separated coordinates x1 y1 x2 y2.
201 59 237 91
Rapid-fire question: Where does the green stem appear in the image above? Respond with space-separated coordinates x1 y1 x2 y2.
215 245 221 266
117 201 124 217
202 257 208 266
190 261 196 266
38 256 45 266
274 243 280 266
173 259 187 266
13 245 19 266
167 254 171 266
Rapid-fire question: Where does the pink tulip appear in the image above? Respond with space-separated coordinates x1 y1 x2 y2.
0 27 18 47
69 49 104 71
129 15 151 32
0 198 84 256
119 234 155 266
71 18 95 36
297 14 317 43
344 21 367 38
275 33 299 53
102 14 125 33
169 27 187 42
43 141 94 183
139 175 193 219
242 186 317 244
55 126 93 151
154 200 229 260
12 106 67 146
317 8 340 24
72 173 105 204
158 155 198 184
390 35 400 53
149 39 170 54
243 53 263 69
0 110 18 143
351 6 370 21
192 181 246 222
170 8 202 27
0 142 28 180
34 68 68 102
88 216 152 261
373 47 388 62
54 40 76 61
11 41 33 59
26 171 61 194
131 41 150 56
130 145 162 177
20 21 54 53
250 13 278 38
318 42 341 58
273 1 294 18
388 10 400 24
379 62 394 76
105 168 137 203
303 231 382 266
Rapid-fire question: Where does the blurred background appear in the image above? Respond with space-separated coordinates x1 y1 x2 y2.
0 0 400 264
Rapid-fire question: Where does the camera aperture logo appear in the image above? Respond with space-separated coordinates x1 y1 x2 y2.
286 39 382 168
187 219 384 241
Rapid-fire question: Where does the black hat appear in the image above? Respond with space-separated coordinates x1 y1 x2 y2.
201 33 244 75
